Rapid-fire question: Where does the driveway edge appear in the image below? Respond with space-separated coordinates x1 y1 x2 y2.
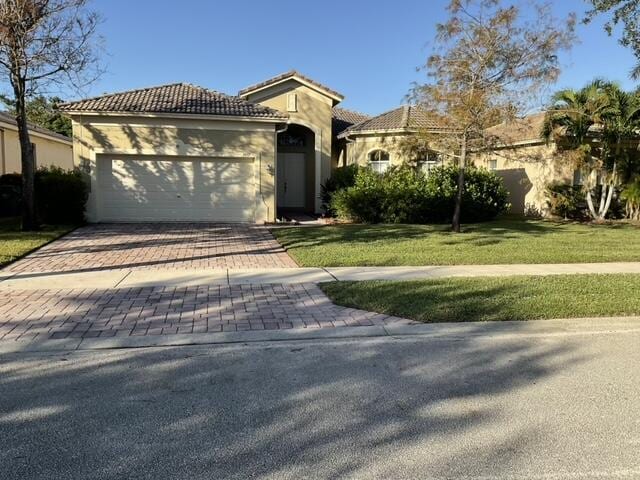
2 316 640 355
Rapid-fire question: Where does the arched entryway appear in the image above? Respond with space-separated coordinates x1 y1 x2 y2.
276 124 316 215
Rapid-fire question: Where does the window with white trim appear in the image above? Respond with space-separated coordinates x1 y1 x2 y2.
488 159 498 171
368 149 390 174
573 169 583 186
417 151 441 175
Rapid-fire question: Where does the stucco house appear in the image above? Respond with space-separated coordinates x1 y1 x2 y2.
61 71 361 223
60 70 572 223
0 111 73 176
336 105 448 173
474 113 574 216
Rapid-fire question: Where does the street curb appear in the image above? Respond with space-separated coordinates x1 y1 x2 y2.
2 316 640 355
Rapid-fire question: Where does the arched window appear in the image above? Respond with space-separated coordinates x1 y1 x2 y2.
368 149 390 174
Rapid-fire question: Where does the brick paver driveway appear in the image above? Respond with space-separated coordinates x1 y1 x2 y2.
0 284 413 341
0 223 415 344
6 223 297 273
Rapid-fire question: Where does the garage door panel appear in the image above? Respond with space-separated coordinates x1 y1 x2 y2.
103 185 255 201
100 206 255 223
97 155 256 222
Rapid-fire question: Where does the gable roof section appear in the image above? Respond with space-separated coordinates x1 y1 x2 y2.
338 105 446 138
59 83 288 120
238 70 344 105
0 111 72 144
332 107 371 137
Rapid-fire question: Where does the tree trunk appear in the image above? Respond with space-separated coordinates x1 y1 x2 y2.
12 77 37 231
597 177 607 219
451 134 467 233
598 139 622 221
586 189 598 219
600 171 616 220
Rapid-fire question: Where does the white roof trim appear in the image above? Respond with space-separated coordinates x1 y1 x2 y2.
0 120 72 145
337 127 448 139
63 111 287 123
240 75 344 103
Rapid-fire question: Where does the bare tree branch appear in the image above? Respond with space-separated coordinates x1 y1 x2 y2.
0 0 103 230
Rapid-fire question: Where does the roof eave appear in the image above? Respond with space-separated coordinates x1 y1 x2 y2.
239 75 344 105
0 118 72 145
61 110 288 123
337 127 448 139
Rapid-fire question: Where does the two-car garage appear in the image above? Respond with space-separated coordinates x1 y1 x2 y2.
60 82 288 224
96 155 257 223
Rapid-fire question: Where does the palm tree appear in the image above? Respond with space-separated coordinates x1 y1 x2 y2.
542 79 611 220
597 83 640 218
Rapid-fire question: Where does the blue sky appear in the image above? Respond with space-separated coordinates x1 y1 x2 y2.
74 0 638 115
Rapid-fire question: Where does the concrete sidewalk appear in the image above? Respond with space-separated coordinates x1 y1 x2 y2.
2 262 640 289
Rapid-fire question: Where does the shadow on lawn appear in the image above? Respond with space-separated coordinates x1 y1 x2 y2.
276 218 640 254
322 280 554 323
0 325 587 479
275 219 567 250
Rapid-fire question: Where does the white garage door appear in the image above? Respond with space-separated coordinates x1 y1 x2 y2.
97 155 256 222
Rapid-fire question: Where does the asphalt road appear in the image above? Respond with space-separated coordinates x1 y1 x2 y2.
1 326 640 479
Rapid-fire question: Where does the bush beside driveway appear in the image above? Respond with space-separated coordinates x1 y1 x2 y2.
273 219 640 267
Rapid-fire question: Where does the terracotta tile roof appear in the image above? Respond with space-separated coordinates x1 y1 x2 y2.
59 83 287 119
486 112 547 144
331 107 371 137
238 70 344 102
338 105 445 137
0 111 72 143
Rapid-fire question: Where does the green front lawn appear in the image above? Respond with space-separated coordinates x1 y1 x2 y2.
321 274 640 323
273 219 640 266
0 217 74 268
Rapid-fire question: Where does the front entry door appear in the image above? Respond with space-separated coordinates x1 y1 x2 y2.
277 152 306 208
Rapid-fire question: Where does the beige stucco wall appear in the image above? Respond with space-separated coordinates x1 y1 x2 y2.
345 133 414 167
243 80 333 213
1 127 72 174
70 114 278 223
474 142 573 216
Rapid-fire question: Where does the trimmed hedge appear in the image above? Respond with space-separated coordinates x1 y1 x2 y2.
0 166 88 224
330 164 509 224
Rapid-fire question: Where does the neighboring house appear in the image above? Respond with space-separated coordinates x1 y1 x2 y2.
475 113 574 216
337 105 448 174
0 111 73 176
59 70 575 223
341 108 574 216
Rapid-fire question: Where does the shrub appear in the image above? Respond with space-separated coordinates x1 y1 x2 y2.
546 183 624 220
0 166 88 224
331 167 385 223
621 178 640 220
424 165 510 222
330 164 509 224
36 167 88 224
321 164 360 215
546 183 586 220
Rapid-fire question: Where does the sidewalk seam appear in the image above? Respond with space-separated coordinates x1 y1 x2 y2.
113 270 133 288
322 268 339 282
